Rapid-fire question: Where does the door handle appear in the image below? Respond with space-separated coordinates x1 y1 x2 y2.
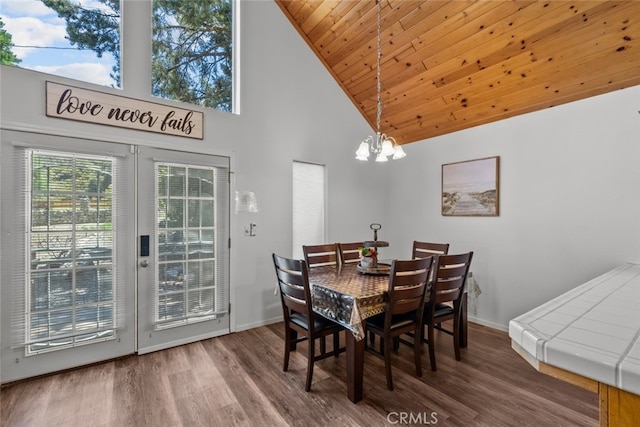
139 260 149 268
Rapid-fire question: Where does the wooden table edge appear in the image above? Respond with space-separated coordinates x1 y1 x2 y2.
511 340 640 426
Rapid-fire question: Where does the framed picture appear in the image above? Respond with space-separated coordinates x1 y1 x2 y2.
442 156 499 216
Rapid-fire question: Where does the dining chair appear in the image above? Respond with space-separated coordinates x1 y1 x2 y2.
302 243 340 268
374 240 448 351
412 240 450 258
272 253 345 392
364 257 433 391
338 242 362 265
422 251 473 371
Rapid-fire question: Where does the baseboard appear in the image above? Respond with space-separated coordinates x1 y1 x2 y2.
237 315 508 334
235 315 283 332
237 315 508 333
468 316 508 332
137 329 229 355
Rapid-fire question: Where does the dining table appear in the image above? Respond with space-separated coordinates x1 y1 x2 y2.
308 262 468 403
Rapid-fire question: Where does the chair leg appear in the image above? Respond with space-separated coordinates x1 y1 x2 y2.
320 336 326 355
289 329 298 351
333 331 340 357
414 328 422 378
305 336 315 392
416 324 425 354
427 324 437 371
453 313 461 361
392 336 400 352
384 334 394 391
283 327 291 371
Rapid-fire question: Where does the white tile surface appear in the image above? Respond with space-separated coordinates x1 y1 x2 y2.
509 263 640 395
543 338 620 385
627 341 640 361
571 317 637 341
618 358 640 395
555 326 629 354
529 318 567 337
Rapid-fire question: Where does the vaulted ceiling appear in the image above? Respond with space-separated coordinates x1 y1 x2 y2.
275 0 640 145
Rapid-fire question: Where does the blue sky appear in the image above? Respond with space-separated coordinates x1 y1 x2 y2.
1 0 118 87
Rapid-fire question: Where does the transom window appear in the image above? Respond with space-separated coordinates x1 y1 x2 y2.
152 0 234 112
1 0 121 88
1 0 235 112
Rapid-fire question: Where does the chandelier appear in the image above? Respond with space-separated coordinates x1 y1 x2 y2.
355 0 406 162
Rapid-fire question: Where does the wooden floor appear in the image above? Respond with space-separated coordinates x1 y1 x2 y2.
1 322 598 426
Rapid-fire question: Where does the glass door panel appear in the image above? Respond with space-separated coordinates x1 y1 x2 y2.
137 147 230 354
28 152 116 352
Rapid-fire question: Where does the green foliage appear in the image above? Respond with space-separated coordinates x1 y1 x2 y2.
42 0 121 85
0 18 21 65
358 246 377 258
40 0 233 111
152 0 232 111
32 155 113 195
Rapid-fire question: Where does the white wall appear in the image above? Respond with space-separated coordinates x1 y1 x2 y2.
231 1 391 329
384 86 640 330
0 0 387 337
2 0 640 341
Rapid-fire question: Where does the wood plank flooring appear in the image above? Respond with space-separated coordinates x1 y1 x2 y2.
1 322 598 426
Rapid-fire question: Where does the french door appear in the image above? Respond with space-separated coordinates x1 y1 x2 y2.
0 131 230 382
136 146 230 354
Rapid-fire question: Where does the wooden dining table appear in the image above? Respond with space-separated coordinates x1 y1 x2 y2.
308 262 468 403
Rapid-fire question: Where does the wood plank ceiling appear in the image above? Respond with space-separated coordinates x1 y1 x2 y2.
275 0 640 146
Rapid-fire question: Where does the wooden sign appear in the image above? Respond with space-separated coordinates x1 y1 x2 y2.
45 81 204 139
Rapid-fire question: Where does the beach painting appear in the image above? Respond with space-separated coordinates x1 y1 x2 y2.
442 156 499 216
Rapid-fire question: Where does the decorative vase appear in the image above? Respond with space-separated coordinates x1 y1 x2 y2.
360 257 376 269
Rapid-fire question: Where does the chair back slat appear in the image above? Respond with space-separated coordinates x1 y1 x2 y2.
303 243 340 268
281 290 307 313
412 241 450 259
429 252 473 306
386 258 433 317
389 286 428 315
338 242 362 265
273 254 313 322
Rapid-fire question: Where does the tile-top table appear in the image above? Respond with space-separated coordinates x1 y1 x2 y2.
509 263 640 426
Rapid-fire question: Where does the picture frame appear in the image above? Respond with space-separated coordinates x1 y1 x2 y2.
442 156 499 216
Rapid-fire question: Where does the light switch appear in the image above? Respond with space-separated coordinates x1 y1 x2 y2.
244 223 257 237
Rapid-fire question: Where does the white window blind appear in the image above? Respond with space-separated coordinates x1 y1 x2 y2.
11 149 126 354
292 161 325 260
153 163 230 329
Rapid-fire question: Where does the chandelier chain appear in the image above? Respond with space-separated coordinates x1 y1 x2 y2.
376 0 382 134
354 0 406 161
